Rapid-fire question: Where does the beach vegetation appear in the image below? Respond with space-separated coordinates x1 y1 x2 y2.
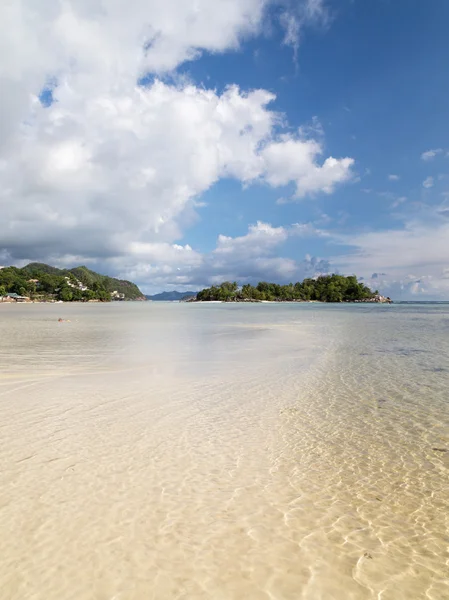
196 275 378 303
0 263 145 301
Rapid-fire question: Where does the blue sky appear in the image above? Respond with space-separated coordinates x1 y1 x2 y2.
185 1 449 261
1 0 449 298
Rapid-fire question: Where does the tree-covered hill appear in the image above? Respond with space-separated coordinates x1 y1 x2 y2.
0 263 146 302
195 275 389 303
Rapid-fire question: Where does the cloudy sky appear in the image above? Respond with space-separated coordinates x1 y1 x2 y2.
1 0 449 298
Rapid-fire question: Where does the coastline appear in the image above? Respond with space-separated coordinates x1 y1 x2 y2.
185 298 393 304
0 298 146 304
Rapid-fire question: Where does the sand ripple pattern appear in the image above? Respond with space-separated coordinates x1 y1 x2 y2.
0 302 447 599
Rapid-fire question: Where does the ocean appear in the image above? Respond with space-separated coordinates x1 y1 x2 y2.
0 302 447 599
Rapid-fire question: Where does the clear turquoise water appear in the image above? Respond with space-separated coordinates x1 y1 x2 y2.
0 302 447 599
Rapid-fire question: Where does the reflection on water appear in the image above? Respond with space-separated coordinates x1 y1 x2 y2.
0 302 447 599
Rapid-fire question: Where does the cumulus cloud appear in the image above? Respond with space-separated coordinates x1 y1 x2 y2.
123 208 449 298
214 222 289 257
262 137 354 198
214 220 327 257
106 221 331 291
0 0 355 283
388 174 400 181
1 0 267 122
362 273 447 301
421 148 443 161
332 217 449 299
1 83 275 257
0 79 355 265
423 176 434 188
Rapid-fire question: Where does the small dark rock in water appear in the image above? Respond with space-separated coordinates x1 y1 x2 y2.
364 552 373 559
432 448 447 453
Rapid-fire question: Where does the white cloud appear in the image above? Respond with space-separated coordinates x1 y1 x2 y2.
127 242 203 266
421 148 443 161
280 0 329 60
363 274 447 300
214 222 289 257
128 207 449 297
106 221 330 291
262 136 354 198
0 0 332 151
388 174 400 181
423 176 434 188
298 116 325 139
391 196 407 209
214 220 326 258
0 78 355 265
332 215 449 299
336 224 449 273
0 0 271 161
0 0 356 289
0 82 278 258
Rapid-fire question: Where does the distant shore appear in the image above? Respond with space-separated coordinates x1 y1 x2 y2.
191 276 392 304
184 297 393 304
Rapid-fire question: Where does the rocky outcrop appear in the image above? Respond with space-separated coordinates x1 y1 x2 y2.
355 294 392 304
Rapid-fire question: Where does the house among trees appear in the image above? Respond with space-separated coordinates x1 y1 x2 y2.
0 263 146 302
2 292 30 302
111 290 126 300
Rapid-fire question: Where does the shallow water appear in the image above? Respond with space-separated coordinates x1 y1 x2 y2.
0 302 448 599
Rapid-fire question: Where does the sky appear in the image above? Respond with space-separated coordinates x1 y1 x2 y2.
1 0 449 299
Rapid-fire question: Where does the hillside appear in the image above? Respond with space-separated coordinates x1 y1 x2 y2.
0 263 146 301
146 290 198 301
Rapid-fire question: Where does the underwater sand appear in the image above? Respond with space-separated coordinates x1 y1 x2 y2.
0 302 447 599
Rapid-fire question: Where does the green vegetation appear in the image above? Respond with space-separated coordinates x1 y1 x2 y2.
0 263 145 302
196 275 378 303
146 290 198 301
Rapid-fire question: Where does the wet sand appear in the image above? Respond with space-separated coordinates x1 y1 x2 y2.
0 302 447 599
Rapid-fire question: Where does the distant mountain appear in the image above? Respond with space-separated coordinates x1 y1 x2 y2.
146 290 198 301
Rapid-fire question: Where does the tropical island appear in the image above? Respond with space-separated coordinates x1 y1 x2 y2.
0 263 146 302
191 275 392 303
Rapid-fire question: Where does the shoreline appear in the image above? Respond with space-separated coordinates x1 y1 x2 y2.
185 298 393 304
0 299 146 304
1 298 393 306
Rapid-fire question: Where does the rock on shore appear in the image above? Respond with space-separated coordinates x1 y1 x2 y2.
355 294 392 304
